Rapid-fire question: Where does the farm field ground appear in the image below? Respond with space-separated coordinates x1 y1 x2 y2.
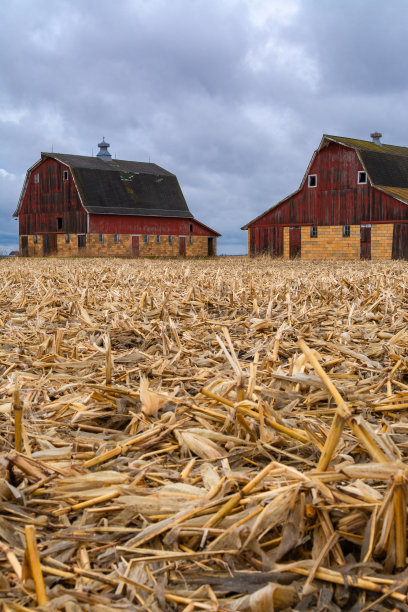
1 256 408 610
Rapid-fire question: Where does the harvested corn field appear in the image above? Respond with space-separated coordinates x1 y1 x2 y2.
2 256 408 610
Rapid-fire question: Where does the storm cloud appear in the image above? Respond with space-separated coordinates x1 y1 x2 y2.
1 0 408 253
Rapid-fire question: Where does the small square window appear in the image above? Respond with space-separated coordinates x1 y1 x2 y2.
144 234 149 244
343 225 351 237
57 217 62 230
114 234 119 243
358 171 367 184
308 174 317 187
63 170 69 181
99 234 104 244
310 226 318 238
33 234 38 244
34 173 39 184
156 235 161 244
189 235 193 245
65 234 70 243
168 235 173 244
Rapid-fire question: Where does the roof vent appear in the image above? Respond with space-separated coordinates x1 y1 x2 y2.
96 137 112 161
370 132 382 145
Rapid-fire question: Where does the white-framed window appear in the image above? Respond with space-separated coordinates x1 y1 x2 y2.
168 235 173 244
65 234 70 243
156 235 161 244
144 234 149 244
34 173 39 184
99 234 104 244
310 226 318 238
63 170 69 181
358 171 367 184
343 225 350 237
308 174 317 188
33 234 38 244
189 235 193 245
114 234 119 243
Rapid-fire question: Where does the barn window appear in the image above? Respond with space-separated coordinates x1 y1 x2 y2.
78 234 86 248
99 234 104 244
156 235 161 244
189 235 193 245
358 171 367 184
63 170 69 181
144 234 149 244
57 217 62 230
308 174 317 187
168 235 173 244
190 224 193 233
114 234 119 243
343 225 351 237
310 226 318 238
65 234 70 243
34 173 39 184
33 235 38 244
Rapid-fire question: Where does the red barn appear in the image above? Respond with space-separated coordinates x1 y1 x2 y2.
242 133 408 260
14 139 220 257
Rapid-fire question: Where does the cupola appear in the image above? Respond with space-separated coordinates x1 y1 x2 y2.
96 137 112 161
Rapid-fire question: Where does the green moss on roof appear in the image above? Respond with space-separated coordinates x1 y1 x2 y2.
324 135 408 157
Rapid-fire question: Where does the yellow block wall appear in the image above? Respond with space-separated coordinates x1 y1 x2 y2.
301 225 360 260
371 224 393 259
283 227 290 259
20 234 216 257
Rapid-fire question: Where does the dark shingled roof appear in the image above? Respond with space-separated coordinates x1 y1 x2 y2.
43 153 193 218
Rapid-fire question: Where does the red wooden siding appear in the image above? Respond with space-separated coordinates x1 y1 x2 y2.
249 142 408 229
249 227 283 256
19 158 87 235
89 215 215 236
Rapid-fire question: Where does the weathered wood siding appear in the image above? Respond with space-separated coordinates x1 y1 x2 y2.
89 216 216 236
19 158 87 235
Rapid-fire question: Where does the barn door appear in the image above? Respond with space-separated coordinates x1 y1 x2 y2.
21 236 28 257
179 236 186 256
208 237 215 256
360 225 371 260
131 235 139 257
43 234 57 256
392 223 408 259
289 227 301 259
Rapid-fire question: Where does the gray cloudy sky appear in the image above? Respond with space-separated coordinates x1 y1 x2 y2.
1 0 408 254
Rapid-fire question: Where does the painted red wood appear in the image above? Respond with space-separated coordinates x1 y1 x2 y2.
360 226 371 259
289 227 301 259
179 236 186 256
19 158 87 235
248 142 408 231
392 224 408 259
89 216 216 236
131 235 139 257
42 234 57 256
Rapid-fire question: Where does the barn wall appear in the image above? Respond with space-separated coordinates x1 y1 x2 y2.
19 233 216 258
19 158 87 234
89 215 217 236
301 225 360 260
371 224 393 259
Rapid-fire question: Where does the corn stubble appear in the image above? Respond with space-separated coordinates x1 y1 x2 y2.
1 256 408 610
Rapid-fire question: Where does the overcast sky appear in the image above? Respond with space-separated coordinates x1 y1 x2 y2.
1 0 408 254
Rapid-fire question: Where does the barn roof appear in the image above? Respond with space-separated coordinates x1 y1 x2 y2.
242 134 408 229
14 153 194 219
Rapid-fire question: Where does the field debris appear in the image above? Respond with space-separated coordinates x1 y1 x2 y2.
1 257 408 610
